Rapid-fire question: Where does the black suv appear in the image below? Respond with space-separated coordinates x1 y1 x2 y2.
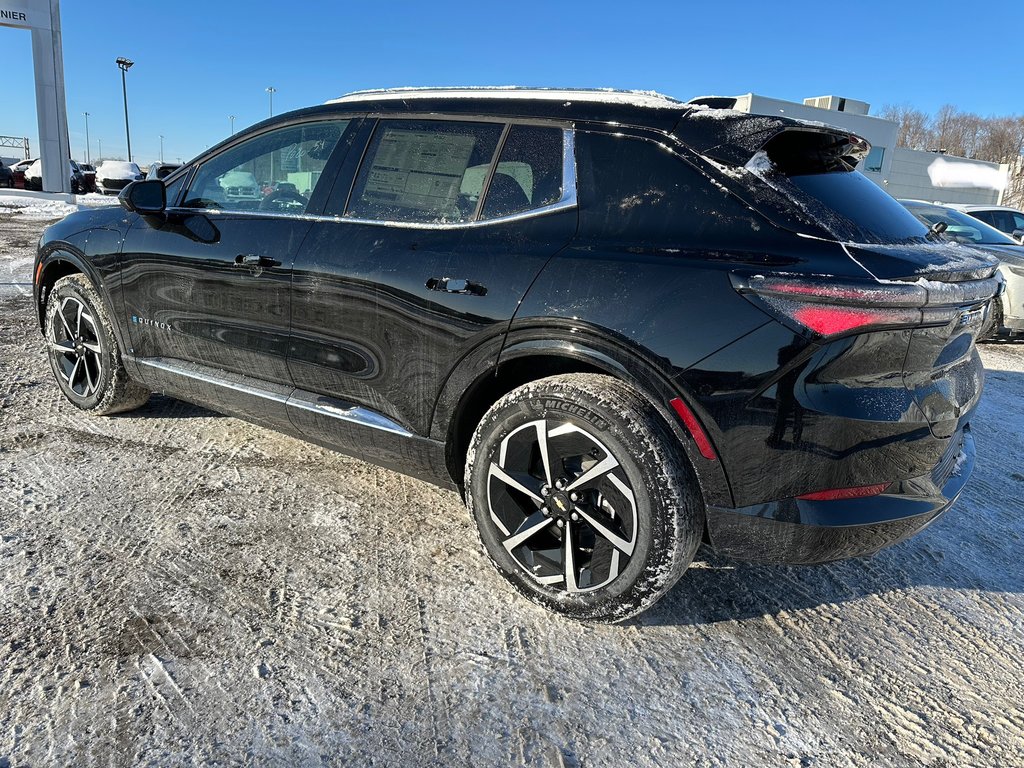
34 88 999 621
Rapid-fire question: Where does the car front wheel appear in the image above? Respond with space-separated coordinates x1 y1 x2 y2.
45 274 150 415
466 373 704 622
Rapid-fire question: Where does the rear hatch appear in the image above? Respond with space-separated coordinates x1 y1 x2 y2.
675 111 1001 437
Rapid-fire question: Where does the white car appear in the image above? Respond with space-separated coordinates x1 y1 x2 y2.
949 204 1024 244
901 200 1024 338
95 160 144 195
218 170 261 202
24 158 86 193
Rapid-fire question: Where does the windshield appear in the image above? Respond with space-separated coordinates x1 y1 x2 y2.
901 202 1019 246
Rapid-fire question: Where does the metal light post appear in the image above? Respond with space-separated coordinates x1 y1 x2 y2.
229 115 236 134
83 112 91 165
159 135 164 162
116 57 134 162
97 138 102 160
266 87 276 118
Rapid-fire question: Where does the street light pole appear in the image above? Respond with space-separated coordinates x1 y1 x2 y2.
266 86 276 118
83 112 91 165
116 57 135 162
229 115 236 134
159 135 164 162
98 138 102 160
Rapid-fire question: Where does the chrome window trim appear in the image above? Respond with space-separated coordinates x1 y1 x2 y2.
163 128 578 231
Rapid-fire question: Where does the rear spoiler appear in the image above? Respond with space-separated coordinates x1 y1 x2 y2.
673 107 869 170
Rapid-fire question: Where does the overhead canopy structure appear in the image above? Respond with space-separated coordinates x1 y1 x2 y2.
0 0 69 194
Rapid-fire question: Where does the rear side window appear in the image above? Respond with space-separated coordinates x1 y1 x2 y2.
346 120 503 224
578 131 773 248
480 125 564 220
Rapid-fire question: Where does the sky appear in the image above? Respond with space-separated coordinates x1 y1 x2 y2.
3 0 1021 166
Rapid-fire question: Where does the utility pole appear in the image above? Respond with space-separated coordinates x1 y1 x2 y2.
229 115 236 134
266 86 276 118
116 57 134 162
97 138 102 160
159 135 164 162
83 112 91 164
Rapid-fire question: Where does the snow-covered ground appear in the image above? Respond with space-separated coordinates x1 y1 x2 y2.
0 190 118 221
1 213 1023 766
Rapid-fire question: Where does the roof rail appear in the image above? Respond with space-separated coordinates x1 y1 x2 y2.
327 86 684 109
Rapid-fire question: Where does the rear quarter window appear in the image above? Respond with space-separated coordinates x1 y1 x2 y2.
577 131 773 249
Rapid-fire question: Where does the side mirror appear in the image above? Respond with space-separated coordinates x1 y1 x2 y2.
1013 229 1024 244
119 179 166 214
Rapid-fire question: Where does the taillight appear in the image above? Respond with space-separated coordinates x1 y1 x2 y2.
730 273 998 338
797 482 890 501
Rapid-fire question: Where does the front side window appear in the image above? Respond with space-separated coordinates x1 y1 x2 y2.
345 120 503 224
480 125 564 220
182 120 349 214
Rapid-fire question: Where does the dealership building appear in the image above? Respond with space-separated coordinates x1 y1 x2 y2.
721 93 1009 206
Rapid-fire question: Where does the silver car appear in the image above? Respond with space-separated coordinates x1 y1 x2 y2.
949 204 1024 244
901 200 1024 338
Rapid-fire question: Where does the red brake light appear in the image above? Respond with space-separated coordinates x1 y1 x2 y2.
791 306 898 336
797 482 889 501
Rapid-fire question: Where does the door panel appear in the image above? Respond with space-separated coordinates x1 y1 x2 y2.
120 211 309 385
119 117 355 389
289 209 576 437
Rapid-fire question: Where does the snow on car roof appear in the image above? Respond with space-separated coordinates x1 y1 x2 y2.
327 86 685 110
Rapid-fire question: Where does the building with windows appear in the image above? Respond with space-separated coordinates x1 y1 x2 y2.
723 93 1008 206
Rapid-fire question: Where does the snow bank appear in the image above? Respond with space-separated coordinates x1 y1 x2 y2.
0 191 118 221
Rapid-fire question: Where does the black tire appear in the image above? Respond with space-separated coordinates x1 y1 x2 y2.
984 299 1004 342
45 274 150 415
465 373 704 622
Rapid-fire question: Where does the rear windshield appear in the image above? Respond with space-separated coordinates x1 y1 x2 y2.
789 170 928 242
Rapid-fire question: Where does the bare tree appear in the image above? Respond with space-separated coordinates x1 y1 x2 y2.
878 103 931 150
881 102 1024 207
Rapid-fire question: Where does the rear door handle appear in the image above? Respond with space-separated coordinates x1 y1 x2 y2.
425 277 487 296
235 254 280 268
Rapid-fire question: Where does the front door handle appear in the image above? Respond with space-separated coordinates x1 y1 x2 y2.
235 254 280 269
425 277 487 296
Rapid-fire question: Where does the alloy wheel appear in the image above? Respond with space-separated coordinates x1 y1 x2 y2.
486 419 639 593
49 296 103 398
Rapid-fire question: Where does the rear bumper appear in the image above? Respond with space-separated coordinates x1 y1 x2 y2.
706 427 974 564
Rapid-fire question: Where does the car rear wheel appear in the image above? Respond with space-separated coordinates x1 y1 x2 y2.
45 274 150 415
465 373 704 623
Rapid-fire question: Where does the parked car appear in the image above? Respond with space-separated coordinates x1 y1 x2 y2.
0 159 13 188
77 163 97 193
146 162 181 180
950 204 1024 244
901 199 1024 338
24 158 87 193
94 160 144 194
10 158 34 189
33 87 1000 621
218 169 260 203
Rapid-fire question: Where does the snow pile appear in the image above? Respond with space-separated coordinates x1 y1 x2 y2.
0 193 118 221
928 157 1008 192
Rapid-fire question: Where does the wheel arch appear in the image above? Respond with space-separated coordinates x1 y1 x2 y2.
35 246 102 330
434 328 733 508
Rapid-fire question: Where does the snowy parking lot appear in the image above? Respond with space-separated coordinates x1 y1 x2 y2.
2 207 1023 767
